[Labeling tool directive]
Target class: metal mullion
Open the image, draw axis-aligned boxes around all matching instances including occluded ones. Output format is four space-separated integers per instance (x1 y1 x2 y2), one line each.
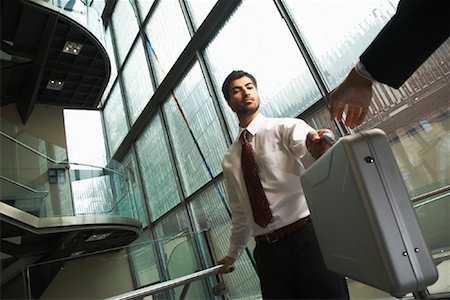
183 0 238 214
112 0 241 162
104 3 170 298
157 98 204 244
197 52 234 149
134 0 160 97
157 104 202 299
273 0 351 137
178 0 196 38
175 2 225 298
125 147 166 292
138 0 160 29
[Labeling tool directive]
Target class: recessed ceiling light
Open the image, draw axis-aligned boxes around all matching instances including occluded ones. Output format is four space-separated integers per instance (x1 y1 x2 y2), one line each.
46 79 64 90
62 41 83 55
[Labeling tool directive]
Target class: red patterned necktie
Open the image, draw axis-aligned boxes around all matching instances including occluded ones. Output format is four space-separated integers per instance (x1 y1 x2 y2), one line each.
241 130 272 228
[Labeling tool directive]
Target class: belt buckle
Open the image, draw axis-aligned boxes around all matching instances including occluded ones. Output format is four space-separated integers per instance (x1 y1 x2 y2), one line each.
264 234 279 244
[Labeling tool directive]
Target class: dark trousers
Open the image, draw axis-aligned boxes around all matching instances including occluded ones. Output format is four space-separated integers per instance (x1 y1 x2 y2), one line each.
253 222 349 299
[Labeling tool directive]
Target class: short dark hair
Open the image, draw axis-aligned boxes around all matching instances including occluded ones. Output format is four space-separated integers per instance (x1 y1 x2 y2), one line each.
221 70 257 102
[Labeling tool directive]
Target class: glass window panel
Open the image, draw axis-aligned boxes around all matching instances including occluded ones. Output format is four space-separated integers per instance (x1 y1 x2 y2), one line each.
135 113 180 220
357 40 450 198
103 83 128 154
300 104 341 169
101 25 118 103
414 194 450 295
302 60 450 297
123 151 149 227
284 0 399 90
189 180 262 299
111 0 140 65
144 0 191 84
129 233 160 287
383 108 449 198
154 208 207 299
91 0 106 16
185 0 218 30
122 40 154 124
205 0 321 139
163 62 228 196
136 0 156 21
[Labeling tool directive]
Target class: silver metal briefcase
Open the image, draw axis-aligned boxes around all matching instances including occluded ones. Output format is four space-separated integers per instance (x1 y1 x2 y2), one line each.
300 128 438 297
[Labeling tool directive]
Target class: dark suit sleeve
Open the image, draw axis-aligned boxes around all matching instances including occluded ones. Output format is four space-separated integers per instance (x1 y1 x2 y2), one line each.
360 0 450 88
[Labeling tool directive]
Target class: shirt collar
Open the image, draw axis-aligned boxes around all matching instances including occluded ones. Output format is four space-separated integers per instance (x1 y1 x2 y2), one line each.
239 113 266 138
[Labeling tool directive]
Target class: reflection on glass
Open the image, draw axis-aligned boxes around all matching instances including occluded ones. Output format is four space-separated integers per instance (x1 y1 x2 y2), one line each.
135 114 180 221
414 193 450 294
356 40 450 213
1 119 70 217
185 0 218 30
103 83 128 154
123 152 149 227
189 179 262 299
129 233 161 288
144 0 190 84
111 0 140 65
154 209 207 299
122 40 154 124
163 62 228 196
388 109 450 197
26 232 214 299
285 0 398 90
71 172 114 214
360 40 450 132
30 248 135 299
205 0 321 139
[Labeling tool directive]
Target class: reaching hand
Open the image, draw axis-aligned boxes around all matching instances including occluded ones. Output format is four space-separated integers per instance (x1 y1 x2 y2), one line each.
330 67 373 129
306 129 335 160
218 256 236 274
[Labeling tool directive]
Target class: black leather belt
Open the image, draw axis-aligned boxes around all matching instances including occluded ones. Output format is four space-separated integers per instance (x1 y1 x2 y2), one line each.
255 216 310 244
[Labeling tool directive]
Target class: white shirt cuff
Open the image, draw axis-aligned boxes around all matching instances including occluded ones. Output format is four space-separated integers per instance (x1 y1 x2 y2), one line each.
355 60 375 81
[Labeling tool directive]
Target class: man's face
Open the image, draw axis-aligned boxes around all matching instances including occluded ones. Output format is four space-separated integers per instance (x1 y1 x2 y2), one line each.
228 76 260 116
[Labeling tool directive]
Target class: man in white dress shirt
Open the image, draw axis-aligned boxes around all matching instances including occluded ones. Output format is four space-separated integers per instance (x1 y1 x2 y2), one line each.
218 70 349 299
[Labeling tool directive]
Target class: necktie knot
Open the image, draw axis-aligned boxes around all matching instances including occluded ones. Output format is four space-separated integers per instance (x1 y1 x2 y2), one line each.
240 130 249 143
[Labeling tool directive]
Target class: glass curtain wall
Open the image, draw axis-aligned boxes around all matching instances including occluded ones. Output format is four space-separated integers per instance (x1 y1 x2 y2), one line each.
110 0 139 65
154 208 206 299
122 39 154 124
128 233 161 291
101 0 449 298
205 0 321 138
185 0 217 30
103 82 128 154
135 113 180 221
143 0 191 84
162 62 228 197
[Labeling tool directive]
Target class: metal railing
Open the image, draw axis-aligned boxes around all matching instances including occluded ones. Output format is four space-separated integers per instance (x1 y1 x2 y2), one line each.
0 130 125 179
0 175 49 196
0 122 136 220
106 265 223 300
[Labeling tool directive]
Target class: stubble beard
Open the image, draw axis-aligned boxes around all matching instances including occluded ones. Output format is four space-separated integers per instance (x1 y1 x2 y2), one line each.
239 101 259 116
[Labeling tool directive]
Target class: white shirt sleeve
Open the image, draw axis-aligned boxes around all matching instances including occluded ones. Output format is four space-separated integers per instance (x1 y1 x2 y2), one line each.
282 118 314 158
222 166 252 259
